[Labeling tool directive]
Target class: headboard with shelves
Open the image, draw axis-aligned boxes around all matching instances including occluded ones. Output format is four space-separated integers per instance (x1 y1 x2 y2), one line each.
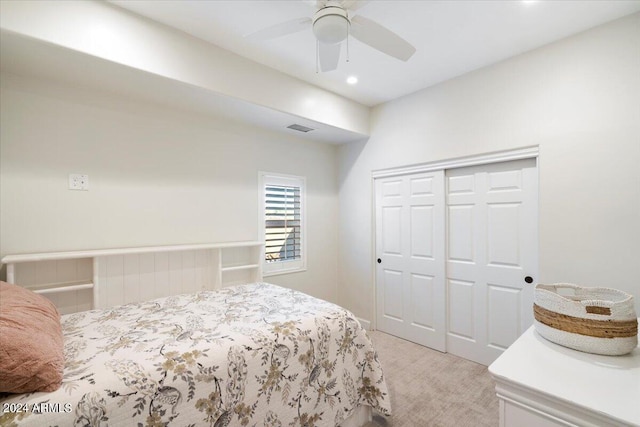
2 241 264 314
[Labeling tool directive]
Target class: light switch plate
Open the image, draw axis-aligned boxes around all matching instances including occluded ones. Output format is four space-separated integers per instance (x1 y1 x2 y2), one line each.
69 174 89 191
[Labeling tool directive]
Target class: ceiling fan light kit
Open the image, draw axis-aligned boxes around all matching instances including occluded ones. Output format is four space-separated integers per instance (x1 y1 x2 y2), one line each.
312 6 350 45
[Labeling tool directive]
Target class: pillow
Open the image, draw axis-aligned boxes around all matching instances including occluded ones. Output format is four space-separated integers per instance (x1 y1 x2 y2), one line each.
0 281 64 393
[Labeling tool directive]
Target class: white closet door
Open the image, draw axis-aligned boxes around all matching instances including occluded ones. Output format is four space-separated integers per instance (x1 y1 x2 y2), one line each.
446 159 538 365
375 171 446 351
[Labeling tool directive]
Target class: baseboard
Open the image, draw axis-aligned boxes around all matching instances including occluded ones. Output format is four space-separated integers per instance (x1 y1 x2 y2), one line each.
357 317 371 330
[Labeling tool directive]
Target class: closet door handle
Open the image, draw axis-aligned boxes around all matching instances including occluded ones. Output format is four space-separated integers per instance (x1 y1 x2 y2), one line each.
524 276 534 284
377 258 382 264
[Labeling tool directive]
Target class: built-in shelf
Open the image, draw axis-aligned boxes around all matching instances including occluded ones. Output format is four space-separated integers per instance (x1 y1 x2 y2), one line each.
31 282 94 295
221 264 260 272
2 241 264 314
1 241 263 264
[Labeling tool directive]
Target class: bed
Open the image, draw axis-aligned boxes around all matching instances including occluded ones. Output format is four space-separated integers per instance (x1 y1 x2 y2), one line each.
0 242 391 426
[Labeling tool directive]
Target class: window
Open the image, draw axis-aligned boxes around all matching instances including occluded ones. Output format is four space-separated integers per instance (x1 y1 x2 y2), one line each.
259 172 306 275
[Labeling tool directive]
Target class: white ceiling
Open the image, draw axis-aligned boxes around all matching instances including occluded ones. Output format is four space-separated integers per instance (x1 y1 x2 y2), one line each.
110 0 640 107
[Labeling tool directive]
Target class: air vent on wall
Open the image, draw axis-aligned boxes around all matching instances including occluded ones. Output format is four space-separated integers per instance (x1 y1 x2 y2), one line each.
287 124 315 133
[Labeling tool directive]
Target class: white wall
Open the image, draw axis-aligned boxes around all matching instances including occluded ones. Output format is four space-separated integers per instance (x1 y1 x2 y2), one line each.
338 13 640 319
0 72 339 303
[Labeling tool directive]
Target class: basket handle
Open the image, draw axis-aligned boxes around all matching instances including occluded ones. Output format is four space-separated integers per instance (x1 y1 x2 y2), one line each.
581 299 614 316
536 283 580 294
547 283 580 291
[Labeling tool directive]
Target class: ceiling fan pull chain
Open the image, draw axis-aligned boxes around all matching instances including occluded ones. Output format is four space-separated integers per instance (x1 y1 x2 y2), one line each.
316 39 319 73
347 25 350 62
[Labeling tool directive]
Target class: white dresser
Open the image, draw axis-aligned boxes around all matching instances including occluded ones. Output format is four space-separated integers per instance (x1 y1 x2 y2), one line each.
489 326 639 427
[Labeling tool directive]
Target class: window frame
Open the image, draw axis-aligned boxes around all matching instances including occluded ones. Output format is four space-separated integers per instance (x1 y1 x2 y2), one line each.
258 172 307 276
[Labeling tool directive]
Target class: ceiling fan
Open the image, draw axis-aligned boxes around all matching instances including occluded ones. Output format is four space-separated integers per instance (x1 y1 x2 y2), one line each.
246 0 416 72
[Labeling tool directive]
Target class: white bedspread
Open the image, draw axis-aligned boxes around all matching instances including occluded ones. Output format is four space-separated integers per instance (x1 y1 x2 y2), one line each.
0 283 391 426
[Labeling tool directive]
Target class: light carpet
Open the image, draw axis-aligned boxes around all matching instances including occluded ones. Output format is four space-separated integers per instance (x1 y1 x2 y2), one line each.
364 331 499 427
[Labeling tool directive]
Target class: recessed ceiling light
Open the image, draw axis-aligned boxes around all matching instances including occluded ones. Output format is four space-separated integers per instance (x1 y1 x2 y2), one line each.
346 76 358 85
522 0 538 5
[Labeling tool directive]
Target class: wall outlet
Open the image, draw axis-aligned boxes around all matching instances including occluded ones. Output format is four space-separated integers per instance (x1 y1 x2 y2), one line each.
69 174 89 191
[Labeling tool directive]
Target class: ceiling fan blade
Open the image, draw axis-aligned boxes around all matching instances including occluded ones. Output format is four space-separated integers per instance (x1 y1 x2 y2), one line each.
318 42 341 72
302 1 325 9
350 15 416 61
342 0 370 11
245 17 312 41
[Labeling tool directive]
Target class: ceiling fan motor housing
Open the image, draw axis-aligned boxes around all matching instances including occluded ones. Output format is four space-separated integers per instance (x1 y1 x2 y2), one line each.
313 6 350 45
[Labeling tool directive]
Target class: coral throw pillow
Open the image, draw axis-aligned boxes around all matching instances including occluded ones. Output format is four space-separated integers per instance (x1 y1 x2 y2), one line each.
0 281 64 393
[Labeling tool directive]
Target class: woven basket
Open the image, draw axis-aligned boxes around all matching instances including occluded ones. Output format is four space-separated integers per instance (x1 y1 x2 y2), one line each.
533 283 638 356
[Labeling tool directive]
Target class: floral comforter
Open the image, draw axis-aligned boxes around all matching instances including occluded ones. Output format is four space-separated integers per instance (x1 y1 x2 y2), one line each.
1 283 390 426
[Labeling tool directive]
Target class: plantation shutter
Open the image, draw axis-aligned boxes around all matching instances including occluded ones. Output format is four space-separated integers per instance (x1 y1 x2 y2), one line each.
265 184 301 263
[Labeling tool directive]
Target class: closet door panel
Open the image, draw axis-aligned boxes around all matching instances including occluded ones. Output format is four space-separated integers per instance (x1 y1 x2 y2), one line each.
446 159 538 365
376 171 446 352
